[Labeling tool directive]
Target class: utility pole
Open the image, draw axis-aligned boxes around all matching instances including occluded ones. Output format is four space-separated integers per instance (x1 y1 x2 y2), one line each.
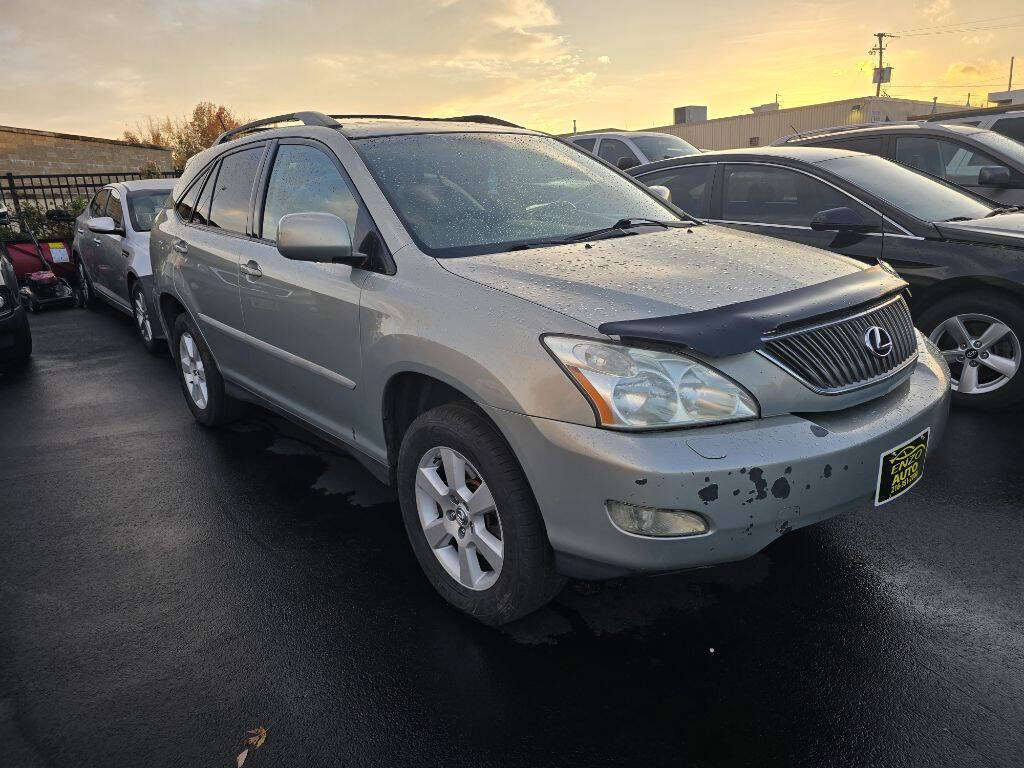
870 33 894 97
1010 57 1015 91
572 119 577 135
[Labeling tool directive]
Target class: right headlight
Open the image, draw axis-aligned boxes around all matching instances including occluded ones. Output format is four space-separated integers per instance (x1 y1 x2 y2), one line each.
543 335 759 430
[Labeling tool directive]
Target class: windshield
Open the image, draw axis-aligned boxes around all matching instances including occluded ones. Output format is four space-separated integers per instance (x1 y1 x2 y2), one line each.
631 135 699 161
127 189 173 232
973 130 1024 167
819 154 995 222
353 133 681 257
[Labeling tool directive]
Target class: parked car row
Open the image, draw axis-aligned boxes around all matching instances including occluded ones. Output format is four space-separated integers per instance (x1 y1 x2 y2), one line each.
52 110 942 625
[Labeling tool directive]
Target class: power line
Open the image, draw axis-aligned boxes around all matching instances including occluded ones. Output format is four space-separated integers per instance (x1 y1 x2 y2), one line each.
900 22 1024 37
894 13 1024 34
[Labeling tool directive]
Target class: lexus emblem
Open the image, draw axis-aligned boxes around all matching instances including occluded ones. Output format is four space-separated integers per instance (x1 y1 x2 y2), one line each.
864 326 894 357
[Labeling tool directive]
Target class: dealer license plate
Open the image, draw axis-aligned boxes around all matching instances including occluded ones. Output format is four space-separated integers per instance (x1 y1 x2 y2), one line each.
875 428 929 506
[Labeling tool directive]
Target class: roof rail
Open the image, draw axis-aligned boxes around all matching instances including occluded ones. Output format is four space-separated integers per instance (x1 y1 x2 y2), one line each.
922 103 1024 121
771 120 917 145
329 113 524 129
215 111 341 145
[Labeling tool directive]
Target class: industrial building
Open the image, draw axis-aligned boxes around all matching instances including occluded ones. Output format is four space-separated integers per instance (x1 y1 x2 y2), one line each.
644 96 963 150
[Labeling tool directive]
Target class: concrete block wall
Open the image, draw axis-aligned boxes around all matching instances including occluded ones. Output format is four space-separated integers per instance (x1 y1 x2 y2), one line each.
0 125 173 175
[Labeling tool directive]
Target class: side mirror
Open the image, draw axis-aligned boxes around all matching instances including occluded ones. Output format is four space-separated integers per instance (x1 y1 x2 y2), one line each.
87 216 123 235
616 156 638 170
649 185 672 202
810 206 878 233
277 212 362 265
978 165 1011 188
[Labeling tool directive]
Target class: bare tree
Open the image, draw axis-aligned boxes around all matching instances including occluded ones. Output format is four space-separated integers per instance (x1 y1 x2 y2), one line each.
123 102 246 169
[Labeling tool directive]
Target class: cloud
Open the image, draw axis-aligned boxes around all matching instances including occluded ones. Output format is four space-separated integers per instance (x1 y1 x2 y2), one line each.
922 0 953 21
597 55 611 65
962 32 994 45
943 58 1000 82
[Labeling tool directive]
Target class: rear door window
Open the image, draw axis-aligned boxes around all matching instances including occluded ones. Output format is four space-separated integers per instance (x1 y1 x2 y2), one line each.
207 147 264 234
721 164 868 226
638 165 715 216
260 143 359 242
597 138 639 168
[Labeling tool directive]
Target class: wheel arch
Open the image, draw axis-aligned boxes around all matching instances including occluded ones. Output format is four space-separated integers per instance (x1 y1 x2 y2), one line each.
910 275 1024 318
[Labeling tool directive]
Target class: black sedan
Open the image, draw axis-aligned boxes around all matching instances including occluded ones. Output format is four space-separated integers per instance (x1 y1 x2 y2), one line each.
630 147 1024 408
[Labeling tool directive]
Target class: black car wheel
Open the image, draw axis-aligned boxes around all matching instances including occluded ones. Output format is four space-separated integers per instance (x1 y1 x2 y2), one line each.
77 260 101 309
131 282 163 354
0 316 32 372
920 291 1024 409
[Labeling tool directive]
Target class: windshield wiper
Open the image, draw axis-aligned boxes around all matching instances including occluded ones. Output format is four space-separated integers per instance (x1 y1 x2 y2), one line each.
941 216 973 222
506 218 686 251
984 206 1023 217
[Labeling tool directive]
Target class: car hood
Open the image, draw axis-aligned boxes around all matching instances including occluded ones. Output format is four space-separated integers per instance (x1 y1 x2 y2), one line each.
934 212 1024 248
438 225 865 328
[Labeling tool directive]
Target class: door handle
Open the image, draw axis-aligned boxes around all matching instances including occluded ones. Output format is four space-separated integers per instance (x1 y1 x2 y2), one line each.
240 260 263 279
76 228 84 234
172 241 188 254
92 238 102 246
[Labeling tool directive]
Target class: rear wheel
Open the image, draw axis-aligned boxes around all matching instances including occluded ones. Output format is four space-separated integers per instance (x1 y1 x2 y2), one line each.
131 282 163 354
171 313 246 426
919 291 1024 409
397 402 564 625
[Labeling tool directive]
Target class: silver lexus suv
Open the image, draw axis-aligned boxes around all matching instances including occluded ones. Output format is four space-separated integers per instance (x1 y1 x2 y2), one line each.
150 112 950 624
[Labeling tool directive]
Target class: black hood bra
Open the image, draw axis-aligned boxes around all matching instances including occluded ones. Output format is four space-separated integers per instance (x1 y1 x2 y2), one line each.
598 264 909 357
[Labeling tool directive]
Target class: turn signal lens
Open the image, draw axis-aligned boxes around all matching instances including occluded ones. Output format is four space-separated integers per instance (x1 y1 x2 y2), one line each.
606 501 708 537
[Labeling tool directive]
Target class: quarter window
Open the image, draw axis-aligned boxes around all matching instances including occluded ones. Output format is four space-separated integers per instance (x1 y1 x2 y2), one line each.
598 138 639 168
105 188 124 229
640 165 715 216
572 137 597 152
819 136 887 156
721 165 869 226
192 164 218 226
175 168 210 222
991 117 1024 143
260 144 359 242
207 147 264 234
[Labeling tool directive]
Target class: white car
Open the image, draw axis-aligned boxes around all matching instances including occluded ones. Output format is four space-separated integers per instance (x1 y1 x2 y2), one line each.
938 110 1024 145
567 131 699 169
73 179 175 352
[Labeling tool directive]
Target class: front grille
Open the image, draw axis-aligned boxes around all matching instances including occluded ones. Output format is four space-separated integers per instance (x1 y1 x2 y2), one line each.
760 296 918 394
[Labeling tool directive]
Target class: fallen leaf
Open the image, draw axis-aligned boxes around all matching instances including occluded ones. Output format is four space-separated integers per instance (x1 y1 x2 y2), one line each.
236 748 249 767
247 727 268 749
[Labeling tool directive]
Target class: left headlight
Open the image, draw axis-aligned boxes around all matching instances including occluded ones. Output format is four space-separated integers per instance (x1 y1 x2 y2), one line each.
542 335 759 430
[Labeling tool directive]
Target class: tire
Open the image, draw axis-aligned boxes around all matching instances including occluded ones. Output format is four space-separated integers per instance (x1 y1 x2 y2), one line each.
131 282 164 355
397 402 564 625
918 290 1024 409
0 316 32 372
170 313 247 426
77 259 101 309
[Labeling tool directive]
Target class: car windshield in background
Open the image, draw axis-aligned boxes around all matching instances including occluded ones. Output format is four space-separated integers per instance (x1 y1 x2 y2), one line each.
820 154 995 222
973 130 1024 166
631 135 699 160
127 190 172 232
353 132 681 257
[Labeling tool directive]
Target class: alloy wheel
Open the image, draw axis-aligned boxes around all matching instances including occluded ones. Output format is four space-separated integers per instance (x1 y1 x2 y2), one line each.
414 446 503 591
134 292 153 343
929 313 1021 395
179 332 208 409
78 263 90 304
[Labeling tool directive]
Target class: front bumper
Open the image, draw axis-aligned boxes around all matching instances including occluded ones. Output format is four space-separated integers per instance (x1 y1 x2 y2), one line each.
486 336 950 579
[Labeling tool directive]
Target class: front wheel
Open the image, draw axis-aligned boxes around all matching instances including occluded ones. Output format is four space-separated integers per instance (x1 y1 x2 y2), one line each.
77 260 101 309
131 283 163 354
397 402 564 625
920 291 1024 409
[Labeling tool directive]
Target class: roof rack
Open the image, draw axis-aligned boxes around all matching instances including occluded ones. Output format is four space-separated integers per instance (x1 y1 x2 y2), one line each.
921 103 1024 121
215 111 341 145
329 113 523 129
772 120 917 145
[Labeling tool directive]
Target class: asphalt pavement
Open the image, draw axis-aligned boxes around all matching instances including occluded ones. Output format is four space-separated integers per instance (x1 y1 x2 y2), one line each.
2 305 1022 768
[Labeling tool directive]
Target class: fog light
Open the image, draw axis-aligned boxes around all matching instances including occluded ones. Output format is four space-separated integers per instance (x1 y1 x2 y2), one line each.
606 501 708 537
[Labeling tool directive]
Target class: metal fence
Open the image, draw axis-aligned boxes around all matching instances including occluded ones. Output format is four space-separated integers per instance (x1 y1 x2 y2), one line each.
1 170 179 217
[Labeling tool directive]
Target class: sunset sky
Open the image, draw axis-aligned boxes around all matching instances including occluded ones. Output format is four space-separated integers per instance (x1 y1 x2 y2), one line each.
0 0 1021 139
